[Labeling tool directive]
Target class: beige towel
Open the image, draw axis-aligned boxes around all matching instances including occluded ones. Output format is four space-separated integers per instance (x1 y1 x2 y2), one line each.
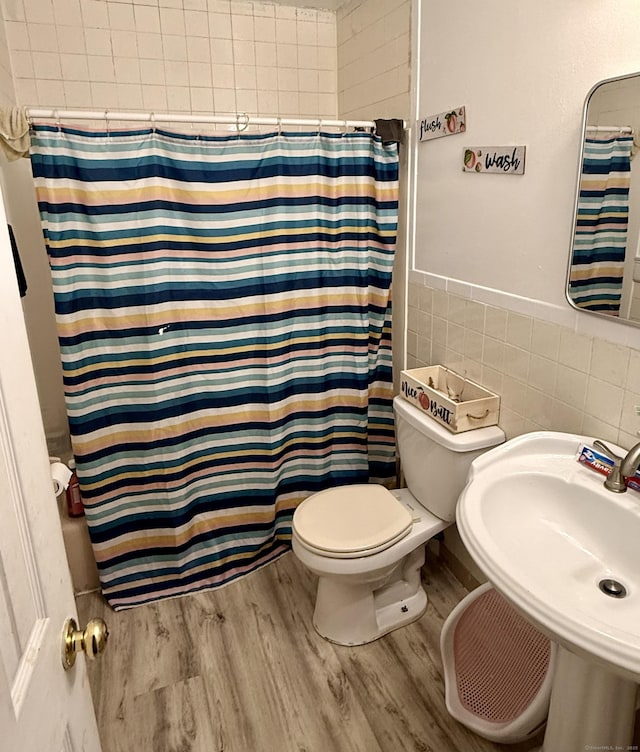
0 107 30 161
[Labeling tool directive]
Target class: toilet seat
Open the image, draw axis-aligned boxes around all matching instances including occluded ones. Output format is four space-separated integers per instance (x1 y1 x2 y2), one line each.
293 484 413 559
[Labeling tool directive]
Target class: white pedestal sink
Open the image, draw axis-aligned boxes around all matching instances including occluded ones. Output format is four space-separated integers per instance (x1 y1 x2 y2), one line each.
456 432 640 751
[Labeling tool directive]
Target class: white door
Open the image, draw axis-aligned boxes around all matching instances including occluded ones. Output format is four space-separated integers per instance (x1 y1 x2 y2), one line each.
0 193 103 750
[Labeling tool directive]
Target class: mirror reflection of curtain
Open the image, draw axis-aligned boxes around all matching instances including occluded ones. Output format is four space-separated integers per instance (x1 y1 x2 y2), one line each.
569 135 634 315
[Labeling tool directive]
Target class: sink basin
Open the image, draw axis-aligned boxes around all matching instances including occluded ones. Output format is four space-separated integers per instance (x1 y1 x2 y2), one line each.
457 432 640 750
457 431 640 681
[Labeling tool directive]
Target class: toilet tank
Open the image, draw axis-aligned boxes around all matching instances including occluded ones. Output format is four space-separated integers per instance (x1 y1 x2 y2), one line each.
393 395 504 522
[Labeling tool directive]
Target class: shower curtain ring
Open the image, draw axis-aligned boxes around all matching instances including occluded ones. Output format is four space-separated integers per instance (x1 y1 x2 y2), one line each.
54 109 61 132
277 117 282 136
317 118 322 136
104 111 110 135
235 113 249 133
150 112 156 133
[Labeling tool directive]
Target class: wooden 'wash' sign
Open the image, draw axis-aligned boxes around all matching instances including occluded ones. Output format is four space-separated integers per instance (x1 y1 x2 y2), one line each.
463 146 526 174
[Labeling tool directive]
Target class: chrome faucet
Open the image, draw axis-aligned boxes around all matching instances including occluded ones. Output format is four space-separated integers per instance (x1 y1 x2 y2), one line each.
593 440 640 493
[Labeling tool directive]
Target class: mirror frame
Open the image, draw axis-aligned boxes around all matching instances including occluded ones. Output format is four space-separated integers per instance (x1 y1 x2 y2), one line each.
566 70 640 329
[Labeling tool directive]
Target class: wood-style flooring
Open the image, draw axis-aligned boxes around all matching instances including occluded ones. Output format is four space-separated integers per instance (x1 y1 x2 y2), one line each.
77 551 542 752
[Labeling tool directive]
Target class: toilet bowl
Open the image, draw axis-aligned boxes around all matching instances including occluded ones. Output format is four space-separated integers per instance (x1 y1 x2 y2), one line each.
292 395 504 646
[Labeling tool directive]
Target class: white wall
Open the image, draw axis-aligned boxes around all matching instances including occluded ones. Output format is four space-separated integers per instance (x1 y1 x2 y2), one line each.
0 2 98 592
409 0 640 443
4 160 69 454
0 2 69 456
4 0 337 118
410 0 640 578
414 0 640 315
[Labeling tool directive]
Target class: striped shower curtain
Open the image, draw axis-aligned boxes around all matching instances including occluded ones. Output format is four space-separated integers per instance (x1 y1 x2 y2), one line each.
569 135 633 314
30 125 398 609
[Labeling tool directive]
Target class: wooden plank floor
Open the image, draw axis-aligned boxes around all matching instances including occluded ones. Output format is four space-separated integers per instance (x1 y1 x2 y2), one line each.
77 552 543 752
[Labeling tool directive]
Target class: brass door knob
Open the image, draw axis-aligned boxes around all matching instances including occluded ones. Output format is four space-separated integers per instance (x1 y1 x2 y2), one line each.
62 617 109 670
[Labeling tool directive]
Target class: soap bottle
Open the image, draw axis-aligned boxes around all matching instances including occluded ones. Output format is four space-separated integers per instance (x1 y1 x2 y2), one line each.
66 458 84 518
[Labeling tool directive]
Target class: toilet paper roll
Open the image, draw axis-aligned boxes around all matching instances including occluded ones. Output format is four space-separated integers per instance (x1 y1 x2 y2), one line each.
51 461 72 496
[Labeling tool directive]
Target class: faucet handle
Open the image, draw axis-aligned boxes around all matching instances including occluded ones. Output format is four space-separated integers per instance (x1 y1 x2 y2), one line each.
593 440 623 463
593 440 627 493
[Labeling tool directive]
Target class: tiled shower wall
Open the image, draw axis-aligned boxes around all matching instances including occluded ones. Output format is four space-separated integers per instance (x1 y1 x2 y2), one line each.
0 0 414 457
3 0 338 118
406 277 640 450
0 7 13 107
336 0 410 121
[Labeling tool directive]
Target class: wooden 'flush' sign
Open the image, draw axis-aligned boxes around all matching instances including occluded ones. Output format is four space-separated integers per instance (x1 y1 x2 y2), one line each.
418 107 466 141
463 146 526 174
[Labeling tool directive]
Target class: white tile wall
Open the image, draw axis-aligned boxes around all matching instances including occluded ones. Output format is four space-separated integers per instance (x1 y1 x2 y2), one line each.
0 9 15 107
407 279 640 450
0 0 417 459
334 0 412 398
336 0 410 120
4 0 338 119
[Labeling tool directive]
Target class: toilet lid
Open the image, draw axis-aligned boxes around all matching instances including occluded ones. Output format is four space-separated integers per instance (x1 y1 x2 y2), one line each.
293 484 412 556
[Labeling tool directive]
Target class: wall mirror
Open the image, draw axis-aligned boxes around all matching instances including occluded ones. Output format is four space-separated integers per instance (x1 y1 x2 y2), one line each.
567 72 640 327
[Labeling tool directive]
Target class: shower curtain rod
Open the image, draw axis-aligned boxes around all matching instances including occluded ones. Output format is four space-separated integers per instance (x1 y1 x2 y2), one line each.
26 108 393 131
586 125 633 133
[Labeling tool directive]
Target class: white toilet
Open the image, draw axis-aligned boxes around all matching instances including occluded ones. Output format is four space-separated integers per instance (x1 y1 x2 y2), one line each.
292 395 504 646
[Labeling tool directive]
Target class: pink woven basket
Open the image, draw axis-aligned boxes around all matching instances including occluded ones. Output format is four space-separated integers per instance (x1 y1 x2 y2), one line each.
441 582 555 743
